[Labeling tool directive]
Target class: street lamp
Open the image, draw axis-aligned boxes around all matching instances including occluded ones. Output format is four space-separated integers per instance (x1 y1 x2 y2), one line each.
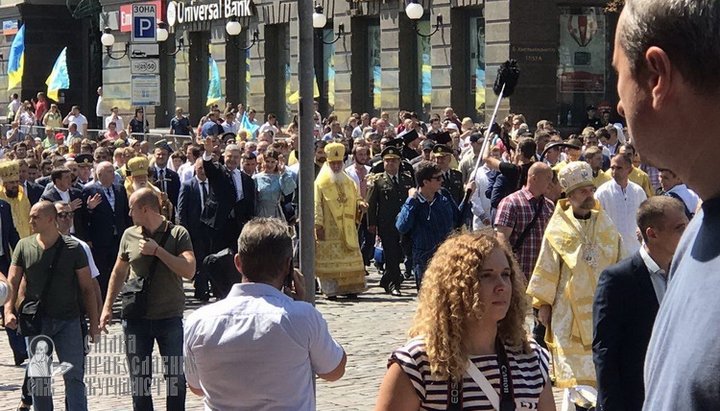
156 22 185 55
225 15 260 51
405 0 442 38
101 27 128 60
312 4 346 44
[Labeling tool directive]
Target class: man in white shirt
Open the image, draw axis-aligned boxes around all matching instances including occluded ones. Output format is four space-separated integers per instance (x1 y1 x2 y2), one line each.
184 218 346 410
596 153 647 255
177 146 200 184
63 106 88 137
221 112 239 135
257 113 280 136
104 106 125 131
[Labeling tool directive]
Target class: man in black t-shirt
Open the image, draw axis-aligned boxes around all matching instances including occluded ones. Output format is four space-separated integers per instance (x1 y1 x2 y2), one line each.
483 137 537 207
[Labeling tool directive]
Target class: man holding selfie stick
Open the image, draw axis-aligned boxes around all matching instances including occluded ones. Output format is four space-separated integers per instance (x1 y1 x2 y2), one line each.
184 217 347 410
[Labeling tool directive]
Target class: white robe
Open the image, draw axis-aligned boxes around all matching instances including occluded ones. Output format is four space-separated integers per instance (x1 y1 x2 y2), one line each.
595 179 647 255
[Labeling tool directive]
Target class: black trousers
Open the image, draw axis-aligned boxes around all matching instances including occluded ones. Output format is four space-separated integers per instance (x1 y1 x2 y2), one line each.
379 229 403 291
92 237 121 303
357 216 375 266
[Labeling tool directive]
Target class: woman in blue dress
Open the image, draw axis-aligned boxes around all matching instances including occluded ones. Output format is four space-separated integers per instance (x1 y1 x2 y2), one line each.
252 148 297 219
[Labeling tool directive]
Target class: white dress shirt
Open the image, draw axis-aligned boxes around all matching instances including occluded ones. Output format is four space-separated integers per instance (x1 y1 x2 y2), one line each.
57 188 70 203
639 245 667 304
596 179 647 255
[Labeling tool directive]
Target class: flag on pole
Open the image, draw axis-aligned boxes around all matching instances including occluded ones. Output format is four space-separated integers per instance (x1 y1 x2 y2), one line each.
206 57 222 106
7 24 25 91
45 47 70 102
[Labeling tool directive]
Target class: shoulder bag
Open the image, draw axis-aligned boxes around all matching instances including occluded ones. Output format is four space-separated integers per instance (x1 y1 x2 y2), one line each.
17 238 65 336
120 223 173 319
512 197 544 254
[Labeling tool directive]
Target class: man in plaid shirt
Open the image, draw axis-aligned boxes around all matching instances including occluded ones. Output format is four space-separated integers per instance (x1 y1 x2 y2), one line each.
494 162 555 280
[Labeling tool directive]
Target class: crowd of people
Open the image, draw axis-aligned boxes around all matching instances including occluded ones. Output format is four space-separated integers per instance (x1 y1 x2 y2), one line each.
0 1 717 410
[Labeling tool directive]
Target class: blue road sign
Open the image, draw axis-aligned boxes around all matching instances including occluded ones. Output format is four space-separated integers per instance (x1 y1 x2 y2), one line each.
131 4 156 43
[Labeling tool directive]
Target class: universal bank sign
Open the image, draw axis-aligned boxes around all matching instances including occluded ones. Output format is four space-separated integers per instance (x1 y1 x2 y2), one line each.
166 0 253 27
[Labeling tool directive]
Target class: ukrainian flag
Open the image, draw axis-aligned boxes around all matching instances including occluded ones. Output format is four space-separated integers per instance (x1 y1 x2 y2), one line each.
7 24 25 91
45 47 69 102
206 57 222 106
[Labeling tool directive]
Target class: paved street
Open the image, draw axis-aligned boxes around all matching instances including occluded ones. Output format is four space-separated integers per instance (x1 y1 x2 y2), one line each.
0 269 563 410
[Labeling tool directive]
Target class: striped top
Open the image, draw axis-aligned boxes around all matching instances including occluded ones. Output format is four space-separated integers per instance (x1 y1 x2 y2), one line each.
389 337 550 410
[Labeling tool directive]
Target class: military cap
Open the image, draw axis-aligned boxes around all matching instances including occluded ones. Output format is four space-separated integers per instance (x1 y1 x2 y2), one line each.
381 146 401 159
75 154 94 167
421 139 436 151
153 139 173 153
126 156 149 176
432 144 454 157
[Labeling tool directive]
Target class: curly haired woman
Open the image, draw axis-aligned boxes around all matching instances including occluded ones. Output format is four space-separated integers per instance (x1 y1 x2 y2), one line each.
375 230 556 410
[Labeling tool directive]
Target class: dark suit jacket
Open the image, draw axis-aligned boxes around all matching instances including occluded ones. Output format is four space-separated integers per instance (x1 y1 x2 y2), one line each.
202 158 255 231
35 175 51 188
177 178 211 246
81 182 131 248
41 185 86 240
593 251 660 411
23 181 44 205
0 199 20 254
150 166 181 208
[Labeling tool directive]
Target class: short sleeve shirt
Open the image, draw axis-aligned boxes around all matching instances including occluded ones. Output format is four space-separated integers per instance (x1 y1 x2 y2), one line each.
119 221 193 319
390 337 550 410
170 116 191 135
12 235 89 319
184 283 344 410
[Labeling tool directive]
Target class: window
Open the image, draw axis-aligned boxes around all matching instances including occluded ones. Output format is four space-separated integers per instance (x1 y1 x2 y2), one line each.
351 17 380 116
469 16 485 121
557 6 609 128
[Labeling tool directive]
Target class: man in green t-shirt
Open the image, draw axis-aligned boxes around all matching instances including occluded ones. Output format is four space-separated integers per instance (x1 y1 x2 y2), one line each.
3 200 98 411
100 188 195 410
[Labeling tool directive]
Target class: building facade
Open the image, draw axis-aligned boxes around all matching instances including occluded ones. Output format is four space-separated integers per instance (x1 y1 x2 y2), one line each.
0 0 621 132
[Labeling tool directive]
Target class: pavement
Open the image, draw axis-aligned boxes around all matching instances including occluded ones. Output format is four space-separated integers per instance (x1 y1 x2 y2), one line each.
0 268 564 410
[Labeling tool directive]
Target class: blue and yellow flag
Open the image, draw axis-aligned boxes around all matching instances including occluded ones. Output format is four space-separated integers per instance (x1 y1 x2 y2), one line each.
206 57 222 107
45 47 69 102
7 24 25 91
239 112 259 135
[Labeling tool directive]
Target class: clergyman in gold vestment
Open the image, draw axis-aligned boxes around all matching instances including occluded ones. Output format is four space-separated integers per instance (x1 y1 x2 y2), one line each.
314 142 366 298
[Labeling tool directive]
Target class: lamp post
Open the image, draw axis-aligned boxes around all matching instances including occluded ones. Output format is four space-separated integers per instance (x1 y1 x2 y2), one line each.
225 15 260 51
156 22 185 55
100 28 128 60
405 0 442 38
312 5 346 44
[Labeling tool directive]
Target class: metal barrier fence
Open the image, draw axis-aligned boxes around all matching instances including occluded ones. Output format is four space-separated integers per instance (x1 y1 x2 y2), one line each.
0 124 195 153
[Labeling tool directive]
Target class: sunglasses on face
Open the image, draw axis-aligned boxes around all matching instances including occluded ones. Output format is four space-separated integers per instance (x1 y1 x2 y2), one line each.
58 211 74 219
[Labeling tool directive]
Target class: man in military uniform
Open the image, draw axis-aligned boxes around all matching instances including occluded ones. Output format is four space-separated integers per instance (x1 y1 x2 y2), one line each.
74 153 94 190
366 146 414 296
433 144 464 205
370 137 415 176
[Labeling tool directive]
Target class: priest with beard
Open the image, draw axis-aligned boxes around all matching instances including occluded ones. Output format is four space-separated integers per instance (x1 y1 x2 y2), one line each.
124 156 174 221
314 142 367 300
0 160 31 238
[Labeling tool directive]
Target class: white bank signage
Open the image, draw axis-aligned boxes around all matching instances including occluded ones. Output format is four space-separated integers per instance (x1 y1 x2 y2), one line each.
166 0 253 27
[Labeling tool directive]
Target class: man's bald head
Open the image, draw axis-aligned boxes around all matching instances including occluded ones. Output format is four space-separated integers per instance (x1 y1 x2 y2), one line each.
32 200 57 219
527 162 553 195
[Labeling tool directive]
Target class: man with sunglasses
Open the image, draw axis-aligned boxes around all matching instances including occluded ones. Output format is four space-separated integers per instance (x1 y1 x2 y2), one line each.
396 161 470 289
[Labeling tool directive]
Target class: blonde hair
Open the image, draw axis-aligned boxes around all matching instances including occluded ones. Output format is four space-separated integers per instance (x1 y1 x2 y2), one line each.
409 230 530 381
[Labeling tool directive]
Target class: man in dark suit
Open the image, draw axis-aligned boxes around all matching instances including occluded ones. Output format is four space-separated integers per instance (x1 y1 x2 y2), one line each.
593 196 689 411
81 161 131 299
150 140 181 211
40 166 85 238
18 159 43 205
202 142 256 252
177 158 213 301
